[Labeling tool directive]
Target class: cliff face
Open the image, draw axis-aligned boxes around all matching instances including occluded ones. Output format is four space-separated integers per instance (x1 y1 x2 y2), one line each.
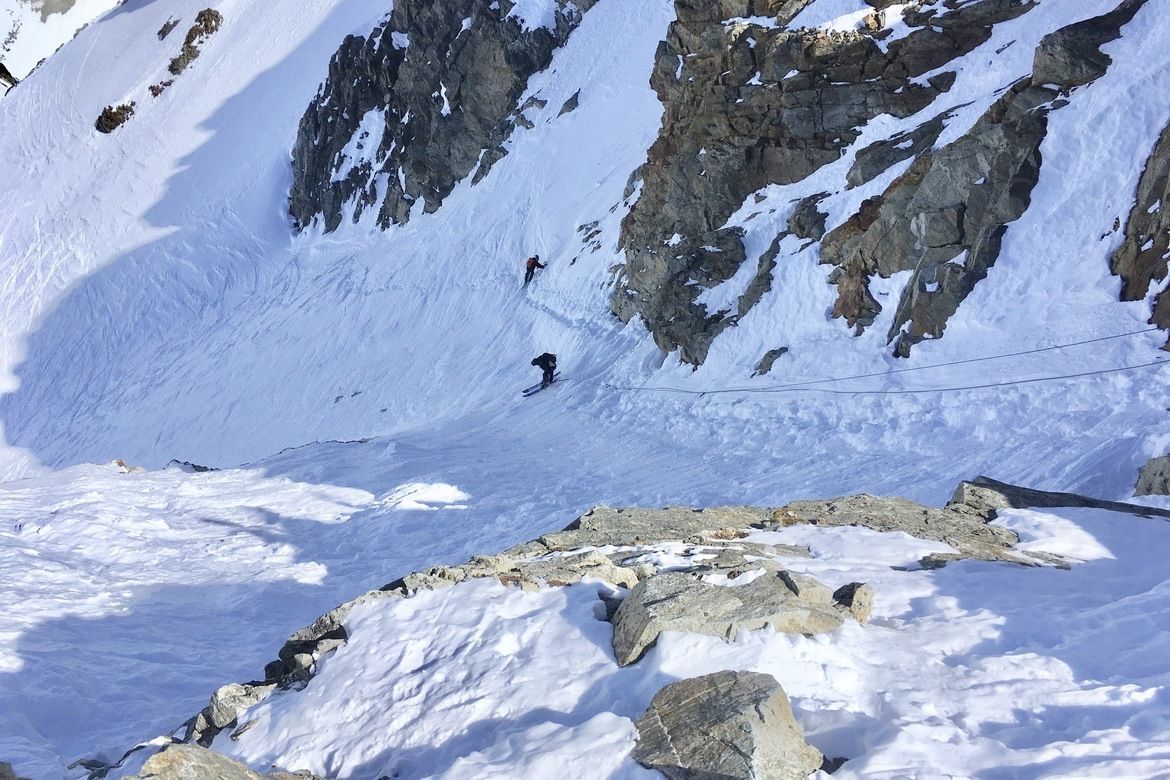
611 0 1153 364
288 0 595 232
285 0 1165 366
1112 119 1170 341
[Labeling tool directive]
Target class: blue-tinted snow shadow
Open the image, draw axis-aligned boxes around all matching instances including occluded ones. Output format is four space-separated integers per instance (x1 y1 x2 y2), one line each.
0 577 322 776
339 590 669 780
0 1 374 472
905 508 1170 778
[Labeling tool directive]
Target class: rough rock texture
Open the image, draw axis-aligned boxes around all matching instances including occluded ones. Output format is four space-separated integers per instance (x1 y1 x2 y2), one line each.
168 9 223 76
753 346 789 376
538 505 771 549
611 569 846 666
95 102 136 133
0 62 18 92
613 0 1038 364
0 761 26 780
128 744 319 780
774 491 1027 567
1112 118 1170 338
832 581 875 624
157 18 180 41
165 476 1112 756
821 78 1054 354
632 670 824 779
956 474 1170 518
1032 0 1145 89
1136 455 1170 496
290 0 595 232
846 108 952 189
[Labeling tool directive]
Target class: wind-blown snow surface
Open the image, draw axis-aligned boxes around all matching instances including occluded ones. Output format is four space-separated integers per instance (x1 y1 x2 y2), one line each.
1 0 118 79
2 0 1170 776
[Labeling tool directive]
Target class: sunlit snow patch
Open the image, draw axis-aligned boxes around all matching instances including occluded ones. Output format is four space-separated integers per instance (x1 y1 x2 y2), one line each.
992 507 1116 562
378 481 470 510
506 0 564 32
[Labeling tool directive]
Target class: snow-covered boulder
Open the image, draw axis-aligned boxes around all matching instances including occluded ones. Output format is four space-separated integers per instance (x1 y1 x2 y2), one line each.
610 569 847 667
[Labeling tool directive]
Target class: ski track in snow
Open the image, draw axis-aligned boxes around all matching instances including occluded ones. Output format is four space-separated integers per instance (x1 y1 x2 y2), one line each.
2 0 1170 776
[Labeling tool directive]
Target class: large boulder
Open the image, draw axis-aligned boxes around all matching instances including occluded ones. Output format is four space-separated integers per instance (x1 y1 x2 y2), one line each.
610 569 845 666
633 671 824 779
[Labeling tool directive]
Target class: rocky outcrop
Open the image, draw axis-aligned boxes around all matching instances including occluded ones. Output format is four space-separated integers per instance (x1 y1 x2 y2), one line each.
610 569 847 666
952 474 1170 519
632 671 824 780
832 581 874 624
1032 0 1145 89
95 102 136 133
168 9 223 76
822 0 1150 356
1112 118 1170 339
613 0 1038 364
113 476 1096 771
0 761 28 780
614 0 1156 363
1136 455 1170 496
777 494 1023 568
128 744 319 780
289 0 595 232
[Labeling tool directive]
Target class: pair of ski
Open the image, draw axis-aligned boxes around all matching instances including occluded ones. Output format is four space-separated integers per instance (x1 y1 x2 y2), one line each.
521 372 561 397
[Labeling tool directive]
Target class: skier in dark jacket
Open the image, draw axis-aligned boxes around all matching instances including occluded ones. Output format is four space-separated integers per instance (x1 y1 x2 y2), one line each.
531 353 557 387
523 255 546 287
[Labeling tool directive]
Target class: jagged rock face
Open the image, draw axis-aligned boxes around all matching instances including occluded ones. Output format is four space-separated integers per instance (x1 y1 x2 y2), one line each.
822 79 1055 354
613 0 1039 365
615 0 1157 363
632 670 825 780
1112 119 1170 337
610 568 847 666
826 0 1148 355
289 0 594 232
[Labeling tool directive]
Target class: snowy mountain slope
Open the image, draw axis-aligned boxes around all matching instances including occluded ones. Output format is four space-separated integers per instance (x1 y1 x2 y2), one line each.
1 0 118 80
2 0 1170 777
202 503 1170 779
0 0 1166 489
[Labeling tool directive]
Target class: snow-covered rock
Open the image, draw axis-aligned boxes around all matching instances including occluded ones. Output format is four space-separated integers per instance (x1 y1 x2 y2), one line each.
632 670 824 780
611 569 847 666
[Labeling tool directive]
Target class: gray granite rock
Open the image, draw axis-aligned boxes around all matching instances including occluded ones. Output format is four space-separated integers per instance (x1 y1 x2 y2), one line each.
613 0 1037 365
1111 114 1170 341
633 670 824 779
832 582 875 624
611 570 844 666
1032 0 1146 89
